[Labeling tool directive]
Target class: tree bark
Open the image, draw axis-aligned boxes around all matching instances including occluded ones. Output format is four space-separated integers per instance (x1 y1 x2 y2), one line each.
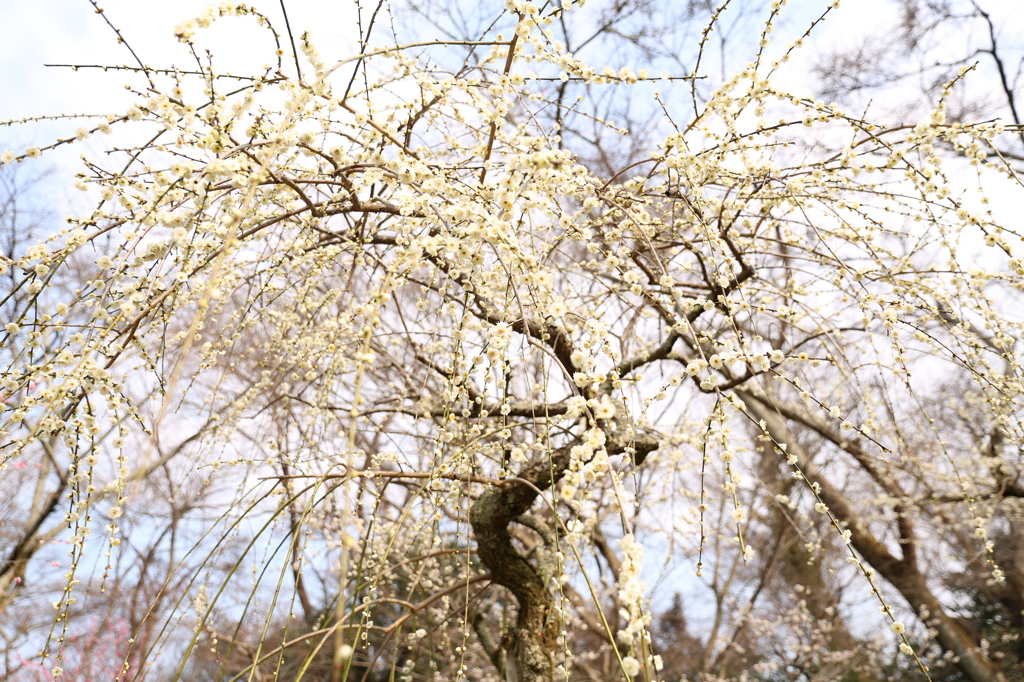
469 431 658 682
469 449 568 682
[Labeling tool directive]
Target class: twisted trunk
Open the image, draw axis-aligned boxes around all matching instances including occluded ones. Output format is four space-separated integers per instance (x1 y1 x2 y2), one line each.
469 432 658 682
469 448 570 682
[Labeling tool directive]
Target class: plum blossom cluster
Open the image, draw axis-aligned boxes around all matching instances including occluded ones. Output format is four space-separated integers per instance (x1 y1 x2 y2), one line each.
2 0 1022 680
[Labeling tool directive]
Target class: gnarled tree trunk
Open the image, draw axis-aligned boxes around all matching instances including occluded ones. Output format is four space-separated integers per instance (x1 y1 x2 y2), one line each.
469 449 570 682
469 432 658 682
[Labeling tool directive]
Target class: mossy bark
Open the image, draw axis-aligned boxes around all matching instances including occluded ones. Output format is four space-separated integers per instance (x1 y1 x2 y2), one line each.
469 450 569 682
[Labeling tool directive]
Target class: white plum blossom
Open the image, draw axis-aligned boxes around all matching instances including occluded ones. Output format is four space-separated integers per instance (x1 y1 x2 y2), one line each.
0 5 1017 681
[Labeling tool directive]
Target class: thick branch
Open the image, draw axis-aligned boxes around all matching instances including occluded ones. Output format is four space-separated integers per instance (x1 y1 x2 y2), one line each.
740 391 1007 682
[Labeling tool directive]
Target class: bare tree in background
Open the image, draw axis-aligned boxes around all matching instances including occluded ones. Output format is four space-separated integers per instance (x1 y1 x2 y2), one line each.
815 0 1024 156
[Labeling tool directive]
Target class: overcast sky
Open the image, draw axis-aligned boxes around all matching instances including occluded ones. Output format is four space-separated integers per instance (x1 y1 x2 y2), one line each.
0 1 361 159
0 0 903 130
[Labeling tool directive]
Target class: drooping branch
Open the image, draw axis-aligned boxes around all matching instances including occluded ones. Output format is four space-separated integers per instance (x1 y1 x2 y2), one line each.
739 390 1008 682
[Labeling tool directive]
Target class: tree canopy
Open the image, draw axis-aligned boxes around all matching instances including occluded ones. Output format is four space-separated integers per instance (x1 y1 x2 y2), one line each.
2 1 1024 681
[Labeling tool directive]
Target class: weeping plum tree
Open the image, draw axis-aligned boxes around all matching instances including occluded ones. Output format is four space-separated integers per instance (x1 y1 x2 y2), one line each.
2 1 1024 681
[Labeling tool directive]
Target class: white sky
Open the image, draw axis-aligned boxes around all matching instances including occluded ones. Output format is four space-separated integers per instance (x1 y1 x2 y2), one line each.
0 1 360 157
1 0 1022 226
3 0 1022 156
0 0 889 126
4 0 1023 117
